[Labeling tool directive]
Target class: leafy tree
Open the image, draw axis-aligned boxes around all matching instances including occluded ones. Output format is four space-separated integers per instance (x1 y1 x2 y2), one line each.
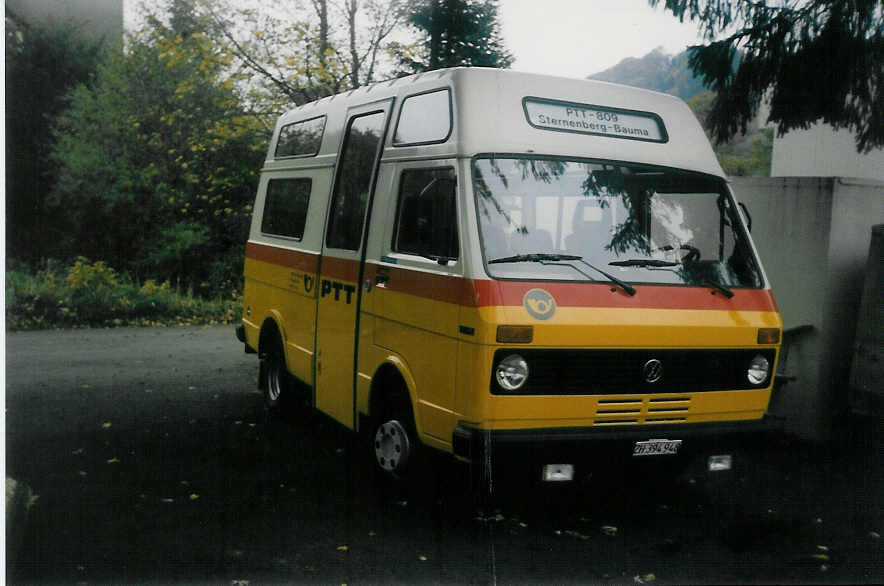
5 11 106 263
199 0 405 114
688 90 772 176
50 2 267 295
650 0 884 152
398 0 513 72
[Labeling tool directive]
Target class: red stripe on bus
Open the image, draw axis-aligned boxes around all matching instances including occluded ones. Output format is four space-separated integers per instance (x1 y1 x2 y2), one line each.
247 243 777 312
246 242 319 273
320 255 360 282
471 280 778 311
365 262 476 306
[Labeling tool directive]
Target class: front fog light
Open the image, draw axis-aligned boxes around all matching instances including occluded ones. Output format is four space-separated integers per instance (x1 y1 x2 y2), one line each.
708 455 732 472
542 464 574 482
747 354 770 385
495 354 529 391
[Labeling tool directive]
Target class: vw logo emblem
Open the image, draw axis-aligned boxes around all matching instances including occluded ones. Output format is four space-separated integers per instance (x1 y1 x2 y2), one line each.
643 359 663 383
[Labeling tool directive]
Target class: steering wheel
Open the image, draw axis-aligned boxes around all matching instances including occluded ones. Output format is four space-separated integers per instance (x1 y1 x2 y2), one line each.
656 244 701 263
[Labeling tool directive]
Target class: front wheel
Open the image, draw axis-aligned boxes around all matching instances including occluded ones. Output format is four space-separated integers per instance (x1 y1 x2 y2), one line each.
373 419 412 477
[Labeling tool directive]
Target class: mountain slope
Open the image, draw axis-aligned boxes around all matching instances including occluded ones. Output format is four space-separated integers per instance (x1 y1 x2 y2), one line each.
587 48 771 177
588 47 706 100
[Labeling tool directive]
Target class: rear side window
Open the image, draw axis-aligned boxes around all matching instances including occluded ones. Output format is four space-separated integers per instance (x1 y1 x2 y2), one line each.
261 178 312 239
393 89 452 146
393 167 458 260
275 116 326 158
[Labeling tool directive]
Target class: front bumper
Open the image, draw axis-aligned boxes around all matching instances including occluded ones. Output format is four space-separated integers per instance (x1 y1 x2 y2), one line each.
453 415 784 467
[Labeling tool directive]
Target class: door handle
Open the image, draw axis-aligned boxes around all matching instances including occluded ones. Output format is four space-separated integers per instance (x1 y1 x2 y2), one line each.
375 270 390 286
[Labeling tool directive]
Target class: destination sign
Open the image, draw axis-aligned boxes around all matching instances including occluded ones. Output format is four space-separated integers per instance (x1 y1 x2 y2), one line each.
524 98 667 142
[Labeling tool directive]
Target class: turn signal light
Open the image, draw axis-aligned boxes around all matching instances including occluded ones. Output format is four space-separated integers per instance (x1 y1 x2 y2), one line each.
496 325 533 343
757 328 780 344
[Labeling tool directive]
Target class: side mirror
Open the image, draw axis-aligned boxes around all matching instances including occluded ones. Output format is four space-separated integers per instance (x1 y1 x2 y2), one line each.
738 202 753 232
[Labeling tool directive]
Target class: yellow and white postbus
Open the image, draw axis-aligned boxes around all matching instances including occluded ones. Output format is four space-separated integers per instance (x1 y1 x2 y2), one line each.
236 67 782 486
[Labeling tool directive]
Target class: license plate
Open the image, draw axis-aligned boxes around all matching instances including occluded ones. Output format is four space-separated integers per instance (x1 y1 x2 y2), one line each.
633 439 682 456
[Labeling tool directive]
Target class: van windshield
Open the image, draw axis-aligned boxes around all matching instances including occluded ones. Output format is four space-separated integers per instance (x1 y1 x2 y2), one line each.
473 156 763 288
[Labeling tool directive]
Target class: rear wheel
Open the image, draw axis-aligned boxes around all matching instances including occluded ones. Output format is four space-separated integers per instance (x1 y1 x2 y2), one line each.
261 346 290 411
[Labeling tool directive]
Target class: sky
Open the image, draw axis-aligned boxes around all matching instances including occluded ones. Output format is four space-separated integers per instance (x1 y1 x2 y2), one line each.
498 0 707 78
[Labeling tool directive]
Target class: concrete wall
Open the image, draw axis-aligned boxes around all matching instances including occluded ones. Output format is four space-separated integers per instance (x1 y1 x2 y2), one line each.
772 124 884 182
6 0 123 43
731 177 884 440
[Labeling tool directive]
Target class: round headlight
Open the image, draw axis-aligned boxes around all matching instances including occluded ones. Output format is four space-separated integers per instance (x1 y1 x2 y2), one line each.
747 354 770 385
496 354 529 391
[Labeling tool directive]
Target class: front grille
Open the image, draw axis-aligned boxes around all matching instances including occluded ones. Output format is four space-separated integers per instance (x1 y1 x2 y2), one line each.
490 348 776 395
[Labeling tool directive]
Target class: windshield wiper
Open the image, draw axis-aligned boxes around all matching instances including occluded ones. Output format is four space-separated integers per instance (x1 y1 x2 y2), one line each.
607 258 734 298
701 279 734 298
489 253 582 264
489 253 636 296
608 259 679 268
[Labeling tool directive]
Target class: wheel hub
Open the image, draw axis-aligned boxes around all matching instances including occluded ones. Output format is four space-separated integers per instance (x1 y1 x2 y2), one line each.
374 420 410 473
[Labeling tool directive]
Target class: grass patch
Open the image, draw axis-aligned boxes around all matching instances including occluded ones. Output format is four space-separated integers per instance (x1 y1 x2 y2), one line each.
6 258 242 330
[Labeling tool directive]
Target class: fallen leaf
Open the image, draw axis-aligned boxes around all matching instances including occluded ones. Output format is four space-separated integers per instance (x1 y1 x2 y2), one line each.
820 564 829 572
72 448 84 455
601 525 618 536
188 386 196 390
811 553 830 562
189 493 200 501
102 422 112 429
161 498 174 503
816 545 829 552
564 530 589 541
368 531 376 537
231 580 250 586
337 545 348 551
869 531 880 539
77 471 88 477
106 457 120 464
419 555 428 561
81 384 90 389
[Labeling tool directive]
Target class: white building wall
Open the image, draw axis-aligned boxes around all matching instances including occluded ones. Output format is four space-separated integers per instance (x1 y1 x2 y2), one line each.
731 177 884 440
772 124 884 181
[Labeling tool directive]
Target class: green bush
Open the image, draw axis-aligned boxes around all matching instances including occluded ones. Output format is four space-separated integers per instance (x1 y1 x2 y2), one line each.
6 258 242 330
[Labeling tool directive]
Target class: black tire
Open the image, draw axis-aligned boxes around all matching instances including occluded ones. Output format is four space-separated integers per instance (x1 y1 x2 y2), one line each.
261 346 290 411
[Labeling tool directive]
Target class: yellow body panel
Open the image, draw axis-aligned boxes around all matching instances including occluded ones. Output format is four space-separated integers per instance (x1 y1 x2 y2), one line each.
243 256 317 384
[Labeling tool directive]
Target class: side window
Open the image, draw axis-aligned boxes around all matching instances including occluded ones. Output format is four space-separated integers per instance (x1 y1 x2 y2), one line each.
326 111 385 250
393 167 458 260
275 116 326 158
393 89 451 146
261 178 312 239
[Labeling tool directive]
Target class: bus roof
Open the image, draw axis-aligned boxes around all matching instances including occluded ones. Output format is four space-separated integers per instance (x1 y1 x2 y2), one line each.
267 67 725 179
